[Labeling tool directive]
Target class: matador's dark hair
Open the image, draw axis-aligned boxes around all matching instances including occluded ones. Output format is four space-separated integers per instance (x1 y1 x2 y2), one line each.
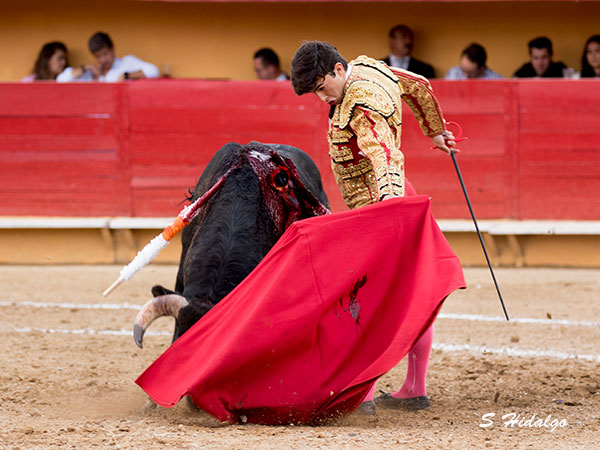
291 41 348 95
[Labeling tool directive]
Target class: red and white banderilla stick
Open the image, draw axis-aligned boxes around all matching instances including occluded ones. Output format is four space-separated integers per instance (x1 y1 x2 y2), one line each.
102 168 233 297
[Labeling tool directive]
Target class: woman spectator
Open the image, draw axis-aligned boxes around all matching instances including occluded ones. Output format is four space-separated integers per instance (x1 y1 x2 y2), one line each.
581 35 600 78
22 42 69 81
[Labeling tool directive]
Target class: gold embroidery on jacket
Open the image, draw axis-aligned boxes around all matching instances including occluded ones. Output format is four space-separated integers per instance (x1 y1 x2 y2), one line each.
350 109 404 200
327 56 444 209
339 80 396 129
329 144 354 163
331 157 372 180
329 126 354 144
353 55 399 81
330 161 377 210
392 67 445 137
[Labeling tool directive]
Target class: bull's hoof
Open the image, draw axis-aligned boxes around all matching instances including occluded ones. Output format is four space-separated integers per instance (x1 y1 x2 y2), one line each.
141 397 159 413
374 393 430 411
186 396 201 411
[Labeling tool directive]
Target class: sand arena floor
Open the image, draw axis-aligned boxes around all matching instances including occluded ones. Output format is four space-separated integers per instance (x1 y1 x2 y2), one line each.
0 265 598 449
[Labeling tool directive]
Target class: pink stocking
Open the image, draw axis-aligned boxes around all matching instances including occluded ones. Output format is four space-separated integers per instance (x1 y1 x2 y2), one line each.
392 324 433 398
363 381 377 402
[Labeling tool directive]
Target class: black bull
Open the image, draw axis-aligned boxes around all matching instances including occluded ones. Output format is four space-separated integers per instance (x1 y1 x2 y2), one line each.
133 142 330 348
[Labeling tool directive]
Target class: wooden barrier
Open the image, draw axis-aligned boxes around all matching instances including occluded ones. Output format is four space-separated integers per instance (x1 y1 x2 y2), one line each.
1 79 599 219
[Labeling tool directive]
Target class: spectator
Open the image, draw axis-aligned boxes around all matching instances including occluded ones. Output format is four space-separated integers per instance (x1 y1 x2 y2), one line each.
445 43 503 80
57 32 159 82
382 24 435 79
253 48 289 81
581 35 600 78
513 37 566 78
22 41 69 82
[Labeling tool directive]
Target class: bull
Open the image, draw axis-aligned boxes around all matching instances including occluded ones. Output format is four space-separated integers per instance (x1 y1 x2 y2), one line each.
133 141 329 348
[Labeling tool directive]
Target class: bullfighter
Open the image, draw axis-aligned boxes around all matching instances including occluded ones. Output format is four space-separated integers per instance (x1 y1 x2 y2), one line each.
290 41 458 414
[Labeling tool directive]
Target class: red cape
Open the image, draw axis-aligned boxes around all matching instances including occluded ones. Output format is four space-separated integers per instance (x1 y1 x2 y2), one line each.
136 195 465 425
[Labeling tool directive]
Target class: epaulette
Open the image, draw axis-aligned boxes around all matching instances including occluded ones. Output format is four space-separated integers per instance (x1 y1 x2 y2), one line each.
339 79 395 130
338 56 400 129
352 55 399 84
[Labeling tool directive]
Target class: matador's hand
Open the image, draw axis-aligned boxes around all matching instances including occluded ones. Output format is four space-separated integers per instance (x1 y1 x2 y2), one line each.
431 132 459 155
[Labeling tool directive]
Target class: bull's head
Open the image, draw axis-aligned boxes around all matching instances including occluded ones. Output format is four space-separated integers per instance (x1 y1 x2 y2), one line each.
245 145 329 233
133 143 329 348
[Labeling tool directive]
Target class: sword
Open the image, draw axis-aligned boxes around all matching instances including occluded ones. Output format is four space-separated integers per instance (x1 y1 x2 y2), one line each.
443 121 509 321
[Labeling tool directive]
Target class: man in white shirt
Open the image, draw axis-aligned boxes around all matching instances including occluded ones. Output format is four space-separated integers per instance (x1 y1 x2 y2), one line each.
57 32 159 82
253 48 289 81
445 43 503 80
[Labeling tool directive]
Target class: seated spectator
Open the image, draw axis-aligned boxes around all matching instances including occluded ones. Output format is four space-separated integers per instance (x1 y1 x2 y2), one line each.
382 24 435 79
57 32 159 82
513 37 566 78
445 43 503 80
253 48 289 81
581 35 600 78
22 41 69 82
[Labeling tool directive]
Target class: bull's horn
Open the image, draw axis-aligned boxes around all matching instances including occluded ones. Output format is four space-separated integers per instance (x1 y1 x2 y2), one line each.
133 294 188 349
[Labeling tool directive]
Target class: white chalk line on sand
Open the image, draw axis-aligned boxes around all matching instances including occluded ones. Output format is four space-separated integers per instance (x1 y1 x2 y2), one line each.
2 326 599 363
9 326 170 337
2 300 599 329
0 300 140 310
437 313 599 328
431 343 600 363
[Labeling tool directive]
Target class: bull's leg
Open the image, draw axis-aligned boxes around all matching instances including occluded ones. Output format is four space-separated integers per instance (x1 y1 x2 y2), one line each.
141 397 159 412
185 396 201 411
171 321 180 344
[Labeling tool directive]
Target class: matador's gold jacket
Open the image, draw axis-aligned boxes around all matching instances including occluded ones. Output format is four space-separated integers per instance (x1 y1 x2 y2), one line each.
328 56 445 209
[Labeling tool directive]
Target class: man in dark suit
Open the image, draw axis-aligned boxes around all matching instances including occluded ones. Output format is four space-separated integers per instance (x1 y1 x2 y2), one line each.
382 24 435 79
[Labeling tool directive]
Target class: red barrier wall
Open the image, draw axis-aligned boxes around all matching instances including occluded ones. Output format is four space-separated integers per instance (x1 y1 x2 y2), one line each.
0 84 132 216
1 80 599 219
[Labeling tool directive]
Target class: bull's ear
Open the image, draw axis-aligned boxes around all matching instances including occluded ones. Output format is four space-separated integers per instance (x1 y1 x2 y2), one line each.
151 285 177 297
291 179 330 218
282 157 330 217
299 195 330 218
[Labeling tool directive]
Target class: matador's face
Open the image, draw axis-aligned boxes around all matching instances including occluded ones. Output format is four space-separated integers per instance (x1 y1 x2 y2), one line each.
313 62 346 106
